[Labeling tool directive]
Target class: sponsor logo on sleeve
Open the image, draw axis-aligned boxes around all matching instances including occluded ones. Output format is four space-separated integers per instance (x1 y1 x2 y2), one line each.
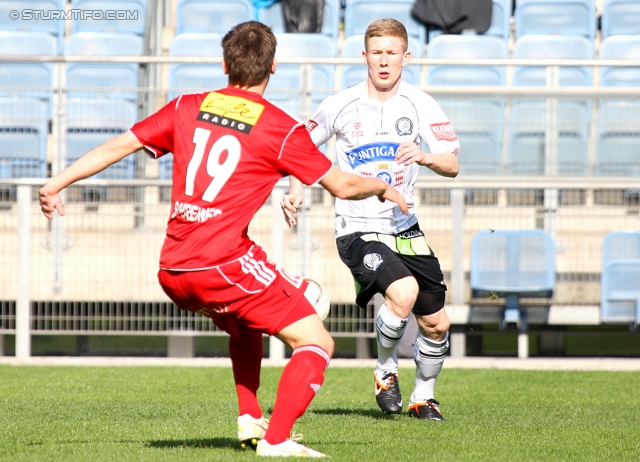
306 120 318 132
430 122 458 141
197 92 264 134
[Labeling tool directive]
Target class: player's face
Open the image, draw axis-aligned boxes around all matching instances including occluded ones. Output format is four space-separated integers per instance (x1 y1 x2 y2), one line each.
363 36 410 93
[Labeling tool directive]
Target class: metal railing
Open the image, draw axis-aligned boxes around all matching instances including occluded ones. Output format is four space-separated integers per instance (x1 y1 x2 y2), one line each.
2 177 640 359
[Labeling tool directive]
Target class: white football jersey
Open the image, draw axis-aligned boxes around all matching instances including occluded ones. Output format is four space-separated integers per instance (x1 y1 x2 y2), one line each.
307 81 460 237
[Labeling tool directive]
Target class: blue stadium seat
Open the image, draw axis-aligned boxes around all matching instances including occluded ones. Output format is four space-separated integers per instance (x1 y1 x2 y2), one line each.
599 36 640 88
426 36 507 175
437 100 503 175
0 97 48 178
65 33 143 101
507 101 589 175
265 33 337 120
471 229 555 328
471 229 555 296
603 230 640 266
594 101 640 176
175 0 254 35
485 0 513 40
601 0 640 39
510 36 592 176
0 0 65 52
340 34 422 89
167 33 226 100
66 98 138 179
0 31 57 115
257 0 341 40
512 35 593 87
601 231 640 324
427 35 507 86
71 0 147 35
514 0 596 40
344 0 426 44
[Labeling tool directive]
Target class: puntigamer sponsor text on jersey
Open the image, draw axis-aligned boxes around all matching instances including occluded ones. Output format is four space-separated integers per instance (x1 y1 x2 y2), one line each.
345 142 400 167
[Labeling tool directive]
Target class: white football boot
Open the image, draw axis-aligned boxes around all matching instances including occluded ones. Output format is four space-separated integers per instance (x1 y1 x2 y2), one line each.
238 414 269 449
256 439 328 458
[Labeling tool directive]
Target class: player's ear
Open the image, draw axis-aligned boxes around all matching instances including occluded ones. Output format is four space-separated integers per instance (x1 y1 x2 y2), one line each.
271 58 277 75
221 59 229 75
402 51 412 66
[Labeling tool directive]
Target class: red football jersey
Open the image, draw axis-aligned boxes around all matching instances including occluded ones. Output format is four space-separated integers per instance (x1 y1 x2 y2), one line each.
130 87 332 270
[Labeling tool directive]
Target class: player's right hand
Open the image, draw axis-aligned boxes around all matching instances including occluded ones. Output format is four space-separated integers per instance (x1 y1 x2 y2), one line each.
281 193 303 228
378 183 409 214
38 183 65 220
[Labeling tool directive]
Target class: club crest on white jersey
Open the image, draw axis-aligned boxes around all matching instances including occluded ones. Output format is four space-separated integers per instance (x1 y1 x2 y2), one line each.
395 117 413 135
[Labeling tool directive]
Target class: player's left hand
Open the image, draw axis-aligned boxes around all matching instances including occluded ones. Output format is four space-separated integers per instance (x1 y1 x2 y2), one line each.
281 193 303 228
378 183 409 214
38 183 65 220
395 142 424 166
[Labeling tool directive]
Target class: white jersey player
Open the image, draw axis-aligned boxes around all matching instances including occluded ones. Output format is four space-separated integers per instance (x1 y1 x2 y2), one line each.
283 18 460 420
307 79 459 238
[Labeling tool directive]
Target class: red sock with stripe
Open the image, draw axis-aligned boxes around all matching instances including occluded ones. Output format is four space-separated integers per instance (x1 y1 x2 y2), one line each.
229 323 263 419
264 345 330 444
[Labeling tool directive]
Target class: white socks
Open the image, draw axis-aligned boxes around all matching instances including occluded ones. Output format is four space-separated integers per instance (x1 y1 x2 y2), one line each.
411 331 449 402
375 303 408 373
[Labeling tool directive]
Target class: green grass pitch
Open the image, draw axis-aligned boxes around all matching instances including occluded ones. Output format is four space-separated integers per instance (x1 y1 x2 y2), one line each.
1 365 639 461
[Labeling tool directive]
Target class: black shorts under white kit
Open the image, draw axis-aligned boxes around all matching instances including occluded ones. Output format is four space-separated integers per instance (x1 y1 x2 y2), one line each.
336 223 447 311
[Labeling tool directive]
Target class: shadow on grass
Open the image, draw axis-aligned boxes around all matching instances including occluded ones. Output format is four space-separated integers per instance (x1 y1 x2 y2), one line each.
148 437 242 451
310 408 400 420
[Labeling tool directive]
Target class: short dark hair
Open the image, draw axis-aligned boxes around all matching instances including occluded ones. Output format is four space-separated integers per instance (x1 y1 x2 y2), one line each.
222 21 277 87
364 18 409 52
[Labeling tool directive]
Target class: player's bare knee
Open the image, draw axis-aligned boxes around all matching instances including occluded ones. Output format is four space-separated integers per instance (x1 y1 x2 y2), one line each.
416 314 450 341
384 280 418 318
323 335 335 357
431 317 450 339
439 316 451 334
307 329 334 357
385 300 414 319
305 328 334 357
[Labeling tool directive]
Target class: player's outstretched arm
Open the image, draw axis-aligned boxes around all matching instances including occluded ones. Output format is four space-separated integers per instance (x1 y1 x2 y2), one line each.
396 142 459 178
39 132 143 220
281 176 304 228
319 166 408 213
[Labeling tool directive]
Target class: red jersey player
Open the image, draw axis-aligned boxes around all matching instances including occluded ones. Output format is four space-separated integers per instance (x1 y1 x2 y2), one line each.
38 21 407 458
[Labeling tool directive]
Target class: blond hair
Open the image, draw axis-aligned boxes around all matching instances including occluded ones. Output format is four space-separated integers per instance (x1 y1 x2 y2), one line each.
364 18 409 52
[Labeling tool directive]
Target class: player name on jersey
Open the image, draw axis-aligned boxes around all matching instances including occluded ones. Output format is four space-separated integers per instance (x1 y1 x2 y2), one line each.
197 92 265 135
172 200 223 222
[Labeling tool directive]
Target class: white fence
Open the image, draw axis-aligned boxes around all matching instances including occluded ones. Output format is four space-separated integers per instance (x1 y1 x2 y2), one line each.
1 177 640 359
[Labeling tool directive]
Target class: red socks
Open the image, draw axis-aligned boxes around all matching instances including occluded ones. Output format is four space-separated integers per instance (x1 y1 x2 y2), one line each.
264 345 330 444
229 324 264 419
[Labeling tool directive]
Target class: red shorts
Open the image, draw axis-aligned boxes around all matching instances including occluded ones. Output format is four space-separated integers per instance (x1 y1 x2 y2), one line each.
157 245 315 336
